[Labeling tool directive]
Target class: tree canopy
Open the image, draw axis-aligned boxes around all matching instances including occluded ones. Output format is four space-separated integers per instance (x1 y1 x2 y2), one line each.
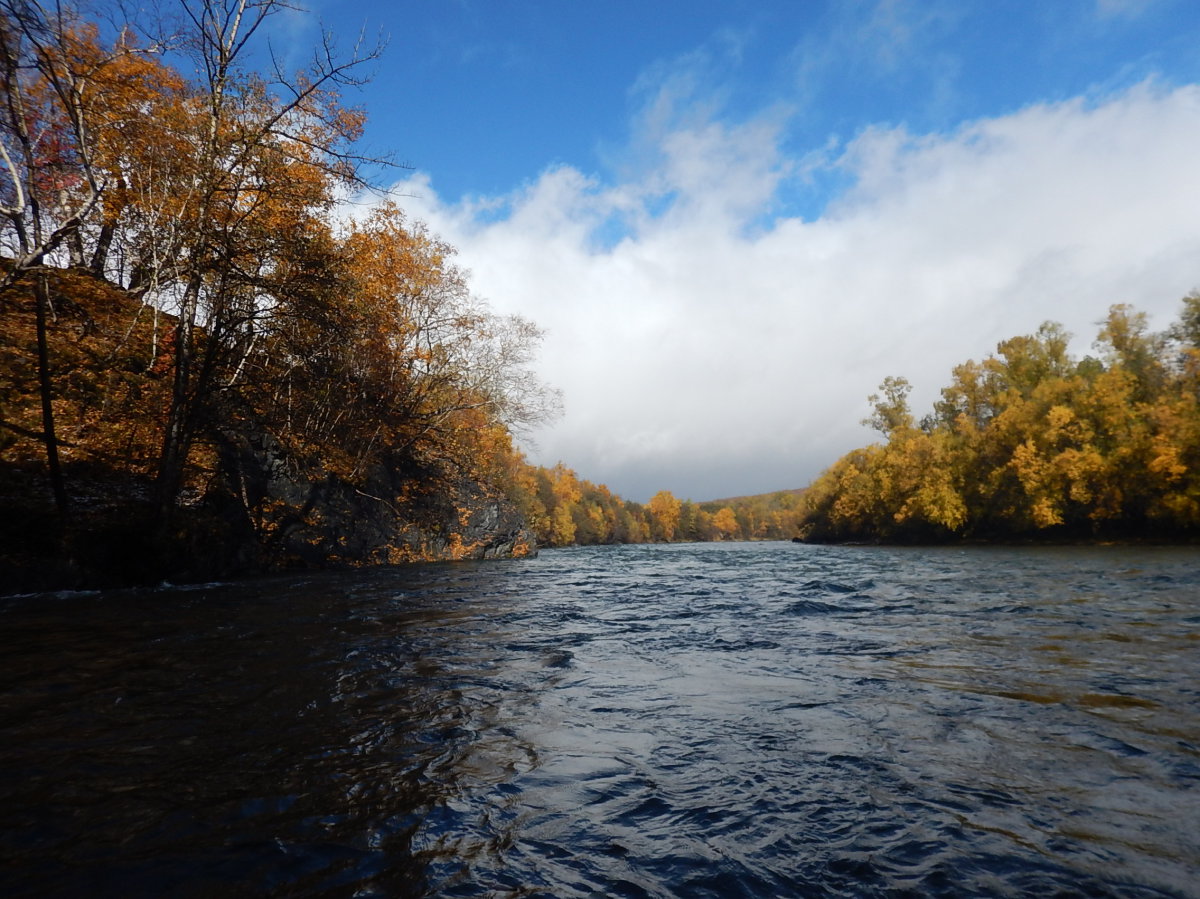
1 0 557 575
799 297 1200 543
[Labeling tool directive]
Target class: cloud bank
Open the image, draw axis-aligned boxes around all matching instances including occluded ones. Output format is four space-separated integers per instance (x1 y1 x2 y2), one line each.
383 82 1200 502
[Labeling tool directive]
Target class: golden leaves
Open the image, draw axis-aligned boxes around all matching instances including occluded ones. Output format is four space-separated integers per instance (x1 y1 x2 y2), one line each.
801 299 1200 541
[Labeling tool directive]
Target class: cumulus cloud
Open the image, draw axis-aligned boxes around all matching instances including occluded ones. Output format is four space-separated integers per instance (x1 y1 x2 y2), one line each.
382 82 1200 503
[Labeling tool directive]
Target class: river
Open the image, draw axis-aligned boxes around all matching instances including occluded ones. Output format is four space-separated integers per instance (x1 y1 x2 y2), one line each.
1 542 1198 897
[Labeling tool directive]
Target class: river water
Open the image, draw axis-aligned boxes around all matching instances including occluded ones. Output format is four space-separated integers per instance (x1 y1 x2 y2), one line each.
1 542 1198 897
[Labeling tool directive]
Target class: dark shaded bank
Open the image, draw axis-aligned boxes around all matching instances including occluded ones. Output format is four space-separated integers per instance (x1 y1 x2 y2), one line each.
0 461 535 594
0 263 538 596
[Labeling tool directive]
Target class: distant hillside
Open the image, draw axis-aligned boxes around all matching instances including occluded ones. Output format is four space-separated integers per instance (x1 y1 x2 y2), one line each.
700 488 806 509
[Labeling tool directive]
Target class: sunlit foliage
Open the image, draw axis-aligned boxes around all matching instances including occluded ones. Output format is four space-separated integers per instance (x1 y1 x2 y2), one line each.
506 460 806 548
0 0 556 568
799 298 1200 542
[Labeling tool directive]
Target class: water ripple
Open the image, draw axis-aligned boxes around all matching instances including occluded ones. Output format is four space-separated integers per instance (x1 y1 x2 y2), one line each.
2 544 1199 896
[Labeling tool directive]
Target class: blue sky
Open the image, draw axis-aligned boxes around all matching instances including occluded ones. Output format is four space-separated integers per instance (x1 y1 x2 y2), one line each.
276 0 1200 502
331 0 1199 212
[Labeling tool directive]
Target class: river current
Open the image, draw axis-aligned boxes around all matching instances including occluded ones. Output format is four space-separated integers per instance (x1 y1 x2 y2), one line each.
2 542 1198 897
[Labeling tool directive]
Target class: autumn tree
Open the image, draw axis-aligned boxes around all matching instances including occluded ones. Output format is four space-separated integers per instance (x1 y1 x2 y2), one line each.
865 375 914 435
712 506 738 539
0 2 158 512
646 489 681 542
1 1 567 578
0 0 378 523
800 299 1200 543
134 0 386 523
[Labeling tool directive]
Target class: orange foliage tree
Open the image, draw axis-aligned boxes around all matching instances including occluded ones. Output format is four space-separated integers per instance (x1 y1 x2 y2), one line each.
1 1 560 574
800 297 1200 542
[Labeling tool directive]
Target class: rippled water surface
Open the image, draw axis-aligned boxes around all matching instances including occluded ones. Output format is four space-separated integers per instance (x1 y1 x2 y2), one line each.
2 542 1199 897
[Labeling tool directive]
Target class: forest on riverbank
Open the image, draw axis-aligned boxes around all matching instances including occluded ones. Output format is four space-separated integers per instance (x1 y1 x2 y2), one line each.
0 0 801 591
4 2 1197 592
506 463 805 547
796 298 1200 543
0 0 562 587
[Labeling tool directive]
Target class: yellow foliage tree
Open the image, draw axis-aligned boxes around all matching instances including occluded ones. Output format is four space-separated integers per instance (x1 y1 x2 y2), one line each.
647 490 682 542
800 300 1200 542
712 506 739 539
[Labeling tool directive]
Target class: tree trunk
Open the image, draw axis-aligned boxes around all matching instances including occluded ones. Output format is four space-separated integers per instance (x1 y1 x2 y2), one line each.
33 270 69 516
89 220 115 277
154 273 201 522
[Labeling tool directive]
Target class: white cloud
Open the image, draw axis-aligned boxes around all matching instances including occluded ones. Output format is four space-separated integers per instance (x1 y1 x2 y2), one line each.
1095 0 1156 19
380 82 1200 502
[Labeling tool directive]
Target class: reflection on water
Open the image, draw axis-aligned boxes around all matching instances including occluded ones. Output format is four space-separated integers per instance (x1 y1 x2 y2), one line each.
2 544 1198 897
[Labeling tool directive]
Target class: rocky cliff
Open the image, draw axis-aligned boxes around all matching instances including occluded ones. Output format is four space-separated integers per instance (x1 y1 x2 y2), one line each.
0 448 537 594
1 266 538 594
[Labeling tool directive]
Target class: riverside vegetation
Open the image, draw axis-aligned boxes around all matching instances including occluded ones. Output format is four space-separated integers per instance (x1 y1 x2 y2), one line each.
798 298 1200 543
0 0 799 590
0 0 559 588
522 295 1200 550
2 1 1197 592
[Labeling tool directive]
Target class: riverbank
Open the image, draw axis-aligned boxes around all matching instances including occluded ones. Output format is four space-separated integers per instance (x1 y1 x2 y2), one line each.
0 463 536 595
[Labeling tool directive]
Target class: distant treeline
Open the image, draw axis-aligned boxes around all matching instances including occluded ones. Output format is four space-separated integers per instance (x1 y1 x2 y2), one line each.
798 297 1200 542
501 461 806 547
